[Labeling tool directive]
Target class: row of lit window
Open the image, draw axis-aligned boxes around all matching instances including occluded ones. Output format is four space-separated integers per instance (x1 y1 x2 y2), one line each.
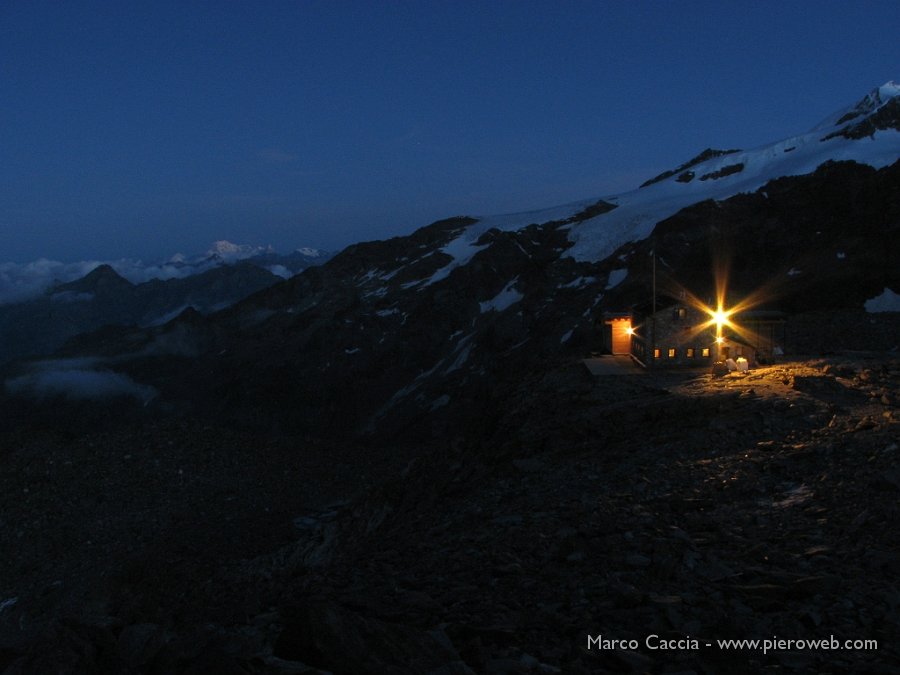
653 347 711 359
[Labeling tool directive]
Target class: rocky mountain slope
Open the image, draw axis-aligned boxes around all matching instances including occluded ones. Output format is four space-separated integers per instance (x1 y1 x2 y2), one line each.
1 83 899 673
2 355 897 672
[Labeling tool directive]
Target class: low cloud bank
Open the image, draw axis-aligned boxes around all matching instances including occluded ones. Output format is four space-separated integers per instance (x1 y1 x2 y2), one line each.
0 241 320 305
267 264 292 279
0 259 104 305
0 243 271 305
0 257 206 305
5 360 158 404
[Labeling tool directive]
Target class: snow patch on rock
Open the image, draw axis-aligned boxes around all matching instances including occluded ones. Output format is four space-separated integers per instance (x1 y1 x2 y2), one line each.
560 276 596 289
480 280 523 313
605 269 628 289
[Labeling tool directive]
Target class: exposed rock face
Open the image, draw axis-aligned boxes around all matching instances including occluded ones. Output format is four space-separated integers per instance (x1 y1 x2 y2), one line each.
698 161 744 181
604 159 900 315
824 96 900 141
786 310 900 353
640 148 742 188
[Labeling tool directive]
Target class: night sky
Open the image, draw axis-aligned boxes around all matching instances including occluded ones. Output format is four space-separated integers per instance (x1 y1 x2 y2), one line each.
2 0 898 263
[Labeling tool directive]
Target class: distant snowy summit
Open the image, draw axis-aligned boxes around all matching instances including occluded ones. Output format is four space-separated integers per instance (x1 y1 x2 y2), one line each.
163 240 329 276
164 240 272 267
206 240 275 262
166 240 326 266
0 241 332 305
295 247 326 258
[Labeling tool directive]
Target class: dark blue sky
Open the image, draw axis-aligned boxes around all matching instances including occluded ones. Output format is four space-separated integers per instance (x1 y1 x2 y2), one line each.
2 1 898 263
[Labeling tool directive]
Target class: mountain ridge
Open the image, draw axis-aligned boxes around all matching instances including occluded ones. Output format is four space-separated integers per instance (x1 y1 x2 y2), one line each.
0 241 331 307
0 248 333 365
3 82 899 432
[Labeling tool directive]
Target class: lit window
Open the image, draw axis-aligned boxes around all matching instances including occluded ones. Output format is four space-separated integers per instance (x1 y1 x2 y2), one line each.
668 348 676 358
676 307 687 319
653 348 660 359
686 348 694 358
701 348 710 357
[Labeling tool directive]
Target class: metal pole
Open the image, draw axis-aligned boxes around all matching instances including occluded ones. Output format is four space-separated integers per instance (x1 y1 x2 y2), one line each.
650 246 656 370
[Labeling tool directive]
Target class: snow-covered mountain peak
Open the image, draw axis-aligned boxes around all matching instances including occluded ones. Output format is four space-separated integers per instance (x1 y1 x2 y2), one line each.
845 80 899 115
206 240 274 262
866 81 900 108
560 82 900 261
814 80 900 130
875 80 900 101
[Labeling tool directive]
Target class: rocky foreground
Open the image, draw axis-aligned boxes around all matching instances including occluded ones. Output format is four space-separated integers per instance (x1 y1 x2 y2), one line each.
1 353 899 673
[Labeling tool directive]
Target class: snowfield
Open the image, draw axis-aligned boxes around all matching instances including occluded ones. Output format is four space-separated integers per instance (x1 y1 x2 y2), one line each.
422 82 900 271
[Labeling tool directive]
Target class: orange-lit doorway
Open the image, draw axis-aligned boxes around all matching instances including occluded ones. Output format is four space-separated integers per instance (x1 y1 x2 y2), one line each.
606 317 632 355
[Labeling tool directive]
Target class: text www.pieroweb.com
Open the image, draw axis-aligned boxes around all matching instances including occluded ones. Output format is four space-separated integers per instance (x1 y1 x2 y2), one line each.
587 634 878 655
